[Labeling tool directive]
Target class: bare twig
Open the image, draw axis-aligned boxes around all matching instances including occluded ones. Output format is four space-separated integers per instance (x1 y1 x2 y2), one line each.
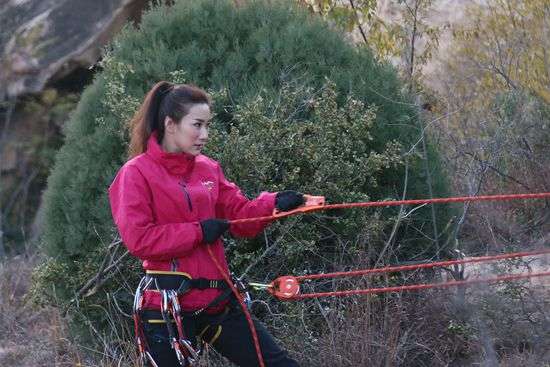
462 151 531 190
2 168 39 221
374 159 409 268
420 122 440 258
0 98 16 258
66 238 126 312
240 219 299 279
348 0 369 45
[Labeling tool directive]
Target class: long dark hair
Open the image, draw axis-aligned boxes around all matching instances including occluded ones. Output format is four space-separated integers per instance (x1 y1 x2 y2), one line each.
128 81 211 158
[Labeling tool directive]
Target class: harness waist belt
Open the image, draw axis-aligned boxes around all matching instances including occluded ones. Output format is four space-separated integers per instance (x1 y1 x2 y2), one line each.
145 271 228 292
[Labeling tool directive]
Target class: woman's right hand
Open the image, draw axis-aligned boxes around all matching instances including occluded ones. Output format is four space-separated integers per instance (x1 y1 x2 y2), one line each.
200 219 230 244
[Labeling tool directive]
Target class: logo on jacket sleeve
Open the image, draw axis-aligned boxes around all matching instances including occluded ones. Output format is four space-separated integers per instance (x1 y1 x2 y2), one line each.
201 180 215 191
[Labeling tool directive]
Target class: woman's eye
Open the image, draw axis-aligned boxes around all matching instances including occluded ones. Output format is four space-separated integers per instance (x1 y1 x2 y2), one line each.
194 122 201 128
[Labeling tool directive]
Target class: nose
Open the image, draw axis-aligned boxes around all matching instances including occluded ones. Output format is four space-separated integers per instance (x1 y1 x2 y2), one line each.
199 125 209 142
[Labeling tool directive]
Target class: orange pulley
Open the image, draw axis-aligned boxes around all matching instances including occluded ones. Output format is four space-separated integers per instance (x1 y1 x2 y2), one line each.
268 276 301 300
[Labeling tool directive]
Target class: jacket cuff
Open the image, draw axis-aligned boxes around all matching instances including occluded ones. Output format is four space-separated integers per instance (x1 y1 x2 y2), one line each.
195 221 204 244
256 191 277 216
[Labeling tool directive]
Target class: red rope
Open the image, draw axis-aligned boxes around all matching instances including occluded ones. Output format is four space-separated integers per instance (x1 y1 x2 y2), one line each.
207 246 265 367
229 192 550 225
295 248 550 281
290 271 550 300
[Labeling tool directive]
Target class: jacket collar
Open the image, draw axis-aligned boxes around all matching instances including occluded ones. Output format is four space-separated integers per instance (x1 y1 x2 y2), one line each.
145 132 196 177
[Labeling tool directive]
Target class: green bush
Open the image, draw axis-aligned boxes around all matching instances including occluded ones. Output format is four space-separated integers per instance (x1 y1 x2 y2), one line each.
37 0 451 355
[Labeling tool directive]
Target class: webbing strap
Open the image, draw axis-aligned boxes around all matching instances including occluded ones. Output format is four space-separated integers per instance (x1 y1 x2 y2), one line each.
145 274 227 293
188 278 226 290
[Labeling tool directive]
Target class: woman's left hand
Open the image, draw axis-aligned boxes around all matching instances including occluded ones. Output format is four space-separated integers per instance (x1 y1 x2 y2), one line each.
275 190 304 211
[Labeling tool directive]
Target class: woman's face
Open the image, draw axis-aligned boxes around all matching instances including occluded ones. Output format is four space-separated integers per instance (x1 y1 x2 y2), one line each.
163 103 211 156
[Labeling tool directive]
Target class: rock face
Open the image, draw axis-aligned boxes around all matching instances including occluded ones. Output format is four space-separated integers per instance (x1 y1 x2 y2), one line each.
0 0 149 100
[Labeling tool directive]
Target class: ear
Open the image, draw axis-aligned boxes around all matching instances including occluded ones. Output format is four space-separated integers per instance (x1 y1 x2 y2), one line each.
164 116 176 133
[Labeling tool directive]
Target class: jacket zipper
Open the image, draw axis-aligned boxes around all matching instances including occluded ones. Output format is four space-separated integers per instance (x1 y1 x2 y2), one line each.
179 181 193 211
171 258 178 272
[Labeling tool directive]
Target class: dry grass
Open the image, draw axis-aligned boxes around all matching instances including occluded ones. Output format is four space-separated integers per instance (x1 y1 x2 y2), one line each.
2 249 548 366
0 253 83 366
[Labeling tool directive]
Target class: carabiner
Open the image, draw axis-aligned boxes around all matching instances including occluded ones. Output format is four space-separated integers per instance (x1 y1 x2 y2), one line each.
181 339 200 361
133 276 150 313
161 290 170 314
234 276 253 308
173 343 188 366
144 351 160 367
168 290 181 314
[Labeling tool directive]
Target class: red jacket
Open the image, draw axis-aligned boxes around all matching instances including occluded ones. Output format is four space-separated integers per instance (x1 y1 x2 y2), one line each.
108 133 276 311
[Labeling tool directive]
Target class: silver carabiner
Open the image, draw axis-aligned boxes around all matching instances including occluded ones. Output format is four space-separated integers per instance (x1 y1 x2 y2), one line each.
161 290 170 314
169 290 181 315
144 351 160 367
180 338 200 361
173 344 188 366
133 276 146 313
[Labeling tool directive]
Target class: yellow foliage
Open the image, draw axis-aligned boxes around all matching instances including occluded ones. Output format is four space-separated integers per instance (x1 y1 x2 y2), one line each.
453 0 550 104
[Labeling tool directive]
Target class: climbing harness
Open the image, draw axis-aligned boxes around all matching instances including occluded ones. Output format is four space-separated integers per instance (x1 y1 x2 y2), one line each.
132 271 247 366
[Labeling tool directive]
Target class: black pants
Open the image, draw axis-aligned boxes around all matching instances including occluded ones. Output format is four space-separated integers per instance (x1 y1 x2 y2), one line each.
143 305 299 367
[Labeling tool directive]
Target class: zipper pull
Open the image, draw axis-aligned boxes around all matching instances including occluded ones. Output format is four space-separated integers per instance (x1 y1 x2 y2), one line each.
179 181 193 211
171 258 178 272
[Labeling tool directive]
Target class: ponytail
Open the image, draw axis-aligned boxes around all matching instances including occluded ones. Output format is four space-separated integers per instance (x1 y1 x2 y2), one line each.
128 81 173 158
128 81 211 159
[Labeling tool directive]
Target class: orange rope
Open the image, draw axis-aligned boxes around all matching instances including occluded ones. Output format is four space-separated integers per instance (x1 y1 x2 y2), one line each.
295 248 550 281
229 192 550 225
207 246 265 367
290 271 550 300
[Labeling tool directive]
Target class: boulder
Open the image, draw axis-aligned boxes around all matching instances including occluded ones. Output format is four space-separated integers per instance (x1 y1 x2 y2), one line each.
0 0 149 99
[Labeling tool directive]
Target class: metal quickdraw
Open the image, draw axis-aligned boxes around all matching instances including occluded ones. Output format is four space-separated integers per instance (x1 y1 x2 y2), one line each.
133 277 159 367
167 290 201 362
160 290 191 366
132 275 204 367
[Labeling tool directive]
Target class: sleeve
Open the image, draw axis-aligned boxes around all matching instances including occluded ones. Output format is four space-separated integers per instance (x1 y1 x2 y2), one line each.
108 164 202 261
214 163 277 238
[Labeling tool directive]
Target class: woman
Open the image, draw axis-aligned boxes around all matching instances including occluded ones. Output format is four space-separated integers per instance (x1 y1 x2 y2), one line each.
109 81 303 366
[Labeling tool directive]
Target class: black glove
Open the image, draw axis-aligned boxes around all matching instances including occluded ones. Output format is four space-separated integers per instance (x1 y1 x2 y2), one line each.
200 219 230 244
275 190 305 211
